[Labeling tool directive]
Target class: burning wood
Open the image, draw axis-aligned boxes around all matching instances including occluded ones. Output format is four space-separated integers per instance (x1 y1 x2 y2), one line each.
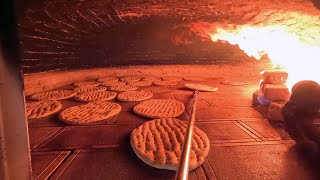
263 84 290 101
252 69 290 121
263 69 288 85
266 102 285 121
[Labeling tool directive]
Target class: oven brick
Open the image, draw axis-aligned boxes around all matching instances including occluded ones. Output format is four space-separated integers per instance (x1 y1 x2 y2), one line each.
263 84 290 101
263 69 288 85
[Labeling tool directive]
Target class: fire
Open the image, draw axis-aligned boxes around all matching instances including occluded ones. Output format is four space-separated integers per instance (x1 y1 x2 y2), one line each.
208 25 320 89
190 20 320 90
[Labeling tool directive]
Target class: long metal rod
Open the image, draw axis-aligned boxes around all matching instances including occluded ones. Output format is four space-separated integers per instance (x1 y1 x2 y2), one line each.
175 90 199 180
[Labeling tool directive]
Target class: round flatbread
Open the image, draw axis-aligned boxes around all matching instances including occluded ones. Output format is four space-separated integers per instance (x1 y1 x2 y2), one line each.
130 118 210 171
102 81 127 87
141 77 161 82
73 81 101 87
153 81 177 86
162 77 182 81
109 85 139 91
120 77 141 82
133 99 185 118
59 101 121 124
97 77 118 83
73 86 107 94
183 77 205 81
184 84 218 92
30 90 77 100
26 100 62 119
220 80 248 86
127 81 152 87
74 91 117 102
117 90 153 102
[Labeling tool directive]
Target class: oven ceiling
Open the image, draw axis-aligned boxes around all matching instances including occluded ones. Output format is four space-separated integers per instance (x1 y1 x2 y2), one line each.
17 0 320 73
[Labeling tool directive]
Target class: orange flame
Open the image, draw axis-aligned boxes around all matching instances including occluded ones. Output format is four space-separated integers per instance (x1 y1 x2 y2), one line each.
190 14 320 90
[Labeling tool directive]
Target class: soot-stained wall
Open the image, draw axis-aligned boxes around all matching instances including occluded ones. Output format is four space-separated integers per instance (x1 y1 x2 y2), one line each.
17 0 320 74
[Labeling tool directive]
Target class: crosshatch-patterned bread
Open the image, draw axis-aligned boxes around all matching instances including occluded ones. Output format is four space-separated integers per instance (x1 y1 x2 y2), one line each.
59 101 121 124
120 77 141 82
73 86 107 94
74 91 117 102
109 85 139 91
30 90 77 100
127 81 152 87
117 90 153 102
162 77 182 81
26 100 62 119
153 81 177 86
97 77 118 83
133 99 185 118
101 81 126 87
130 118 210 171
141 77 161 82
73 81 101 87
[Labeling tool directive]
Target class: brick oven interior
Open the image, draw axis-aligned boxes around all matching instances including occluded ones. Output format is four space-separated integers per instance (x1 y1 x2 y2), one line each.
8 0 320 179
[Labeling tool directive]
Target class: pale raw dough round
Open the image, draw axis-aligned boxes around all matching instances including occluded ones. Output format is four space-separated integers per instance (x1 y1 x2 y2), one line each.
120 77 141 82
109 85 139 91
184 84 218 92
97 77 118 83
73 81 101 87
133 99 185 118
130 118 210 171
59 101 121 124
73 86 107 94
162 77 182 81
102 81 127 87
153 81 177 86
26 100 62 119
117 90 153 102
74 91 117 102
127 81 152 87
30 90 77 100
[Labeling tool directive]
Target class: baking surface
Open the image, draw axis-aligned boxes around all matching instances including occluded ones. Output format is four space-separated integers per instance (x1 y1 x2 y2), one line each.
27 75 320 179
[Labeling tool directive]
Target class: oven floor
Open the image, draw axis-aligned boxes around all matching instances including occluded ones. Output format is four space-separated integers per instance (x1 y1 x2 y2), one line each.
27 75 319 180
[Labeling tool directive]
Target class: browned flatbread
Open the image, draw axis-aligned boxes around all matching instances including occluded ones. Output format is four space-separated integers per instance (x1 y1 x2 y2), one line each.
133 99 185 118
120 77 141 82
220 80 249 86
73 81 101 87
97 77 118 83
74 91 117 102
183 77 205 81
59 101 121 124
141 77 161 82
30 90 77 100
26 100 62 119
101 81 127 87
184 84 218 92
153 81 177 86
73 86 107 94
130 118 210 171
109 85 139 91
127 81 152 87
162 77 182 81
117 90 153 102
